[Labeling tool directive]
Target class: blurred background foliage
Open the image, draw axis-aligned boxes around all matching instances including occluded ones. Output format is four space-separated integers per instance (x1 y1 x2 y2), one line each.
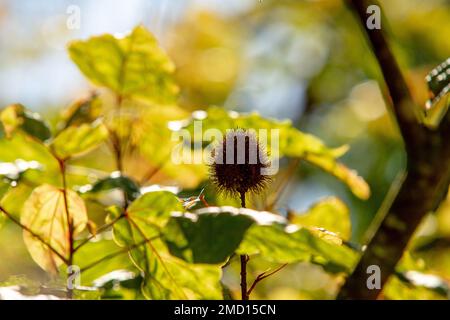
0 0 449 299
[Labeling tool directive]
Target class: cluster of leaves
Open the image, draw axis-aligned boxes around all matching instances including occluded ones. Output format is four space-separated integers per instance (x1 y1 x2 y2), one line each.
0 25 371 300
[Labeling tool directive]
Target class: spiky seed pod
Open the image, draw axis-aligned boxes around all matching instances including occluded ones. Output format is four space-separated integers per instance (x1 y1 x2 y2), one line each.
210 129 271 197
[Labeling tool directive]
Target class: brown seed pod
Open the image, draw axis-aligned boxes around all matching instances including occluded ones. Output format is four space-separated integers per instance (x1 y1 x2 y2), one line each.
209 129 271 197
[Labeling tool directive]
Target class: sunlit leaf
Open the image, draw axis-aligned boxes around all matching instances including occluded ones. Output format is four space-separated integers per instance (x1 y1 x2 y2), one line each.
184 207 360 273
112 191 222 299
51 121 108 159
289 197 351 241
0 104 51 142
172 107 370 199
68 25 178 105
21 184 88 273
163 205 357 273
73 239 137 286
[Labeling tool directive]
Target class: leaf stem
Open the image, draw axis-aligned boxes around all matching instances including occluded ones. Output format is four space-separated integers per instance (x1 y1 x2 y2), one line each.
58 158 74 299
108 94 129 209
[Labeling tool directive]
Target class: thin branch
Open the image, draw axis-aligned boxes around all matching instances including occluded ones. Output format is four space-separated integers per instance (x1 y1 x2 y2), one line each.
239 191 249 300
73 214 125 253
58 158 74 299
247 263 288 297
0 206 69 265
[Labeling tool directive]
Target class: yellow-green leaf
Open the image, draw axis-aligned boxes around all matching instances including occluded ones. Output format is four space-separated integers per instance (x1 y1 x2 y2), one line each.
290 197 351 241
21 184 88 273
68 25 178 105
51 121 108 159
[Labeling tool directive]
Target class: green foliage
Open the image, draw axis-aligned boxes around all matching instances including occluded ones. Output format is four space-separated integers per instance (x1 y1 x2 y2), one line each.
290 197 351 241
236 215 357 273
112 191 223 299
0 25 373 300
73 239 138 286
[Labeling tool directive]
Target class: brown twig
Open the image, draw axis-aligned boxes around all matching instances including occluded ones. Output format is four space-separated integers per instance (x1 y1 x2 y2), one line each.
239 191 249 300
247 263 288 297
57 158 74 299
73 214 125 253
199 194 210 207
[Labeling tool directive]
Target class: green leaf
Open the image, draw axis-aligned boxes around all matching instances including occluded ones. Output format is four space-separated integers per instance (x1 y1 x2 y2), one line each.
73 239 137 286
80 173 140 202
163 210 254 264
0 104 51 142
423 58 450 128
172 107 370 199
290 197 352 241
112 191 223 299
190 207 360 273
163 205 357 273
21 184 88 273
68 25 178 105
238 224 357 273
51 121 108 159
126 191 183 229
